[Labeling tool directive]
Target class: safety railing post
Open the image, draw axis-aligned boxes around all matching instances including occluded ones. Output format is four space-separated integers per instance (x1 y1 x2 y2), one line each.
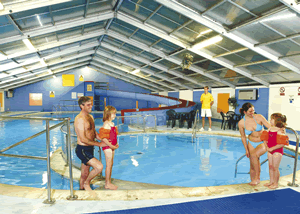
66 119 78 200
43 120 55 204
287 127 300 187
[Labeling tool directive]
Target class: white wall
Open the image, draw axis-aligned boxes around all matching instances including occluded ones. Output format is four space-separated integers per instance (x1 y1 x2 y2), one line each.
159 91 168 96
211 88 236 120
179 90 193 102
269 83 300 130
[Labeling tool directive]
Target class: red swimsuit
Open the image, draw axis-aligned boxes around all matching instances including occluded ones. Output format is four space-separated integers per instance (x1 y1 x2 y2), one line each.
99 126 118 151
267 131 283 155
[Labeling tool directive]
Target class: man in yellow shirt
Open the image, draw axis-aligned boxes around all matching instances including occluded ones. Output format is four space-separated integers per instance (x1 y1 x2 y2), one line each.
200 86 214 131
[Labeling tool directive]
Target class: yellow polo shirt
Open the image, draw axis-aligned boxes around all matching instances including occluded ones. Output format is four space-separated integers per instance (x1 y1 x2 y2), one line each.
200 93 214 109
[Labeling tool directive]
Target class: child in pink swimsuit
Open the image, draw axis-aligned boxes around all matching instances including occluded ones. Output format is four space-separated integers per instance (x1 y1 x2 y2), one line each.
260 113 289 189
98 105 119 190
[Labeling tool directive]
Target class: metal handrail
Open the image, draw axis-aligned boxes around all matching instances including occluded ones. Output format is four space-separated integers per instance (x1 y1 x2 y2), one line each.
286 127 300 187
192 110 200 143
235 127 299 183
52 105 57 112
234 154 268 178
0 115 77 203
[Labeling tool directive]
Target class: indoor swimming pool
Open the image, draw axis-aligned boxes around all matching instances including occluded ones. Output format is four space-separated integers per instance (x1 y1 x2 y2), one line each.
0 114 299 189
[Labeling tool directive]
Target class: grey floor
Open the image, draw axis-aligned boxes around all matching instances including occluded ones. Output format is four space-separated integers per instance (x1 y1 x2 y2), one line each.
2 187 300 214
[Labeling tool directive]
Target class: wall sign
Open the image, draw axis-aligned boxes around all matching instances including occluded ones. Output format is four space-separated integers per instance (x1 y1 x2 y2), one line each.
79 75 84 82
72 92 77 99
280 87 285 96
77 93 84 98
87 84 92 92
49 91 55 98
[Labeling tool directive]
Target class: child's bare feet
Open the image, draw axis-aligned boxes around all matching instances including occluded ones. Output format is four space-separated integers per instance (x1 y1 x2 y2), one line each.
249 180 260 186
105 183 118 190
83 182 93 191
264 182 272 187
268 184 278 189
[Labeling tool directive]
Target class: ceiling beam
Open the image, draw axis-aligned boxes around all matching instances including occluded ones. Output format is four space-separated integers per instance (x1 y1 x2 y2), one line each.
95 50 194 90
155 0 300 76
0 11 113 45
90 64 157 92
0 29 105 62
92 56 179 91
107 30 235 88
0 52 93 83
279 0 300 14
0 0 73 16
90 61 165 91
1 41 99 72
6 15 23 35
3 62 89 90
117 12 265 87
100 42 206 87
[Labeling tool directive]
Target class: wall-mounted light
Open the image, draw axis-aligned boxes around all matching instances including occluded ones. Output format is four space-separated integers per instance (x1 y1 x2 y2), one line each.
196 29 213 38
132 69 140 74
192 35 223 50
22 39 35 51
36 15 43 26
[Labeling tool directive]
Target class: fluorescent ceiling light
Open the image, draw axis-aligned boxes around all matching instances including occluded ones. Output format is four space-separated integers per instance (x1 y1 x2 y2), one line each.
39 58 47 66
22 39 35 51
196 29 213 38
36 15 43 26
262 14 296 22
132 69 140 74
192 35 223 50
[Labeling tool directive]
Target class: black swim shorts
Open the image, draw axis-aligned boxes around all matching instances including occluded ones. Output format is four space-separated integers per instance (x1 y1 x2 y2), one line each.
75 145 94 165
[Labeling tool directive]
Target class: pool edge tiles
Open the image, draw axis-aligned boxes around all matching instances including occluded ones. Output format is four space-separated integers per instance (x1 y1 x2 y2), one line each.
1 131 299 201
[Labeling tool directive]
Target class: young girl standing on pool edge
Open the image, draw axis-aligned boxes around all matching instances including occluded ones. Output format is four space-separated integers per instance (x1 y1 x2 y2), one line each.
260 113 289 189
98 106 119 190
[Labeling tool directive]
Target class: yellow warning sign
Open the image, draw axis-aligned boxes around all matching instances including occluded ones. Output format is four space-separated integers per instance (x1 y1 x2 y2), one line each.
49 91 55 98
79 75 84 81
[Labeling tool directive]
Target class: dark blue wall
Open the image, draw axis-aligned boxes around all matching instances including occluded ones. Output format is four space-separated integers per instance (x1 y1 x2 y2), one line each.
168 92 179 99
235 88 269 120
5 67 151 111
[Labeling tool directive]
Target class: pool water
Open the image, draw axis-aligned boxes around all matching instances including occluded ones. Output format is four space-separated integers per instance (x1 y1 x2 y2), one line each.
109 134 298 187
0 114 299 189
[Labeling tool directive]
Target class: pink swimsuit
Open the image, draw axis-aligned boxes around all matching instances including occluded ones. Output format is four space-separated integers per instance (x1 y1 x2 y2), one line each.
267 131 283 155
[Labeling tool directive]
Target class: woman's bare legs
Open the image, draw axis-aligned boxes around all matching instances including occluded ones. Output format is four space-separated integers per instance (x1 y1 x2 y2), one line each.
248 142 267 186
269 153 282 189
264 152 274 187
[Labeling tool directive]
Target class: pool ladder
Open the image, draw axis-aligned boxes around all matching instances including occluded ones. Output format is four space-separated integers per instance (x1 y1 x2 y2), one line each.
192 110 200 143
234 127 299 187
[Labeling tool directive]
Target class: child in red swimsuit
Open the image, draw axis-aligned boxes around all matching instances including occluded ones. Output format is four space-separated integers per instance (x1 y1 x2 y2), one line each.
98 105 119 190
260 113 289 189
